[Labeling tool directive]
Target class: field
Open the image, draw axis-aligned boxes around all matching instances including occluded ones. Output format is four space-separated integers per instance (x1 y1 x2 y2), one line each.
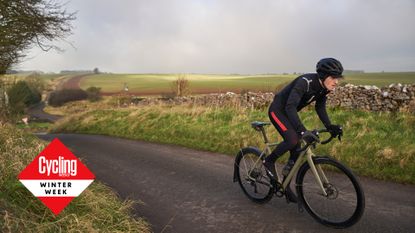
79 72 415 95
1 73 64 81
80 74 296 94
1 73 72 93
3 72 414 96
342 72 415 86
33 73 65 81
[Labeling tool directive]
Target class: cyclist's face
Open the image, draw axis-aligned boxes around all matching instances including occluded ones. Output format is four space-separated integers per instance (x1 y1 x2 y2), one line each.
324 76 341 91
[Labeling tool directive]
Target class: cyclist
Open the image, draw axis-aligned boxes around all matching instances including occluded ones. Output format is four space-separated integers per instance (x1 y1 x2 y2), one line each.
263 58 344 180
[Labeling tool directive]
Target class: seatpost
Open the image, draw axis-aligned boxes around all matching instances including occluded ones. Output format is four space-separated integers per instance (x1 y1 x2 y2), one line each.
260 127 269 144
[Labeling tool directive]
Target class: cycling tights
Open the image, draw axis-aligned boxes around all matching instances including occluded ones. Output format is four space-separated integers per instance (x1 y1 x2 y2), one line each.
265 107 301 164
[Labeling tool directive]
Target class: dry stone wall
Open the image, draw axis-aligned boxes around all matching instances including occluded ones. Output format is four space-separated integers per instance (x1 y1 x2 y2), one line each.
125 83 415 113
327 83 415 112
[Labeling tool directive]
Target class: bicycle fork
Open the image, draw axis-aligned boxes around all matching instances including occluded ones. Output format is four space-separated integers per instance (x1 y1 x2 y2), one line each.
305 149 329 197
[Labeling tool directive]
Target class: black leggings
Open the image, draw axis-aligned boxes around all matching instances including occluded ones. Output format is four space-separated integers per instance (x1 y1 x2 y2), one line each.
265 108 301 163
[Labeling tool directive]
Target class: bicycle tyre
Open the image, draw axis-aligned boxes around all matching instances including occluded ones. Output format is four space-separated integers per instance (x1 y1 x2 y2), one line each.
296 156 365 228
234 147 274 203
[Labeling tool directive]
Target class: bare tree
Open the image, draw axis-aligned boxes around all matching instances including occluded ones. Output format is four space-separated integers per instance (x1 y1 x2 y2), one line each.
172 74 190 97
0 0 76 74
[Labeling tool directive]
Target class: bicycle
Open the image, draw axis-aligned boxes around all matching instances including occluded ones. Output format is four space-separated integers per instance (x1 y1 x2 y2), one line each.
233 121 365 228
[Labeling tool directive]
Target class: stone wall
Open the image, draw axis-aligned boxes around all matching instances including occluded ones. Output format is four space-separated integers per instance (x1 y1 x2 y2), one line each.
327 83 415 112
125 83 415 113
131 92 274 109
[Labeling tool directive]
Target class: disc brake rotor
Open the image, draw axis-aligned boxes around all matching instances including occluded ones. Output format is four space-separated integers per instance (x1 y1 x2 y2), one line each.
324 183 339 199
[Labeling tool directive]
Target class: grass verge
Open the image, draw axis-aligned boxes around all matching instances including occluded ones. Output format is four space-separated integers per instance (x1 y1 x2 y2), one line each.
15 122 52 133
0 123 150 232
50 104 415 184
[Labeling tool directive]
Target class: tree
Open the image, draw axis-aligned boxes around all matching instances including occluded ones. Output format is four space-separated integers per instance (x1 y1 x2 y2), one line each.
7 80 41 115
0 0 76 74
171 74 190 97
93 67 100 74
86 86 101 102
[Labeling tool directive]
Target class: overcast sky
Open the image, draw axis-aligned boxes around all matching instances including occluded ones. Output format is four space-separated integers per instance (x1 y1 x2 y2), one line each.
19 0 415 74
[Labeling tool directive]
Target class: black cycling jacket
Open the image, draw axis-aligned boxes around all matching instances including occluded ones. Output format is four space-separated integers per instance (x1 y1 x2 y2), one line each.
270 73 331 133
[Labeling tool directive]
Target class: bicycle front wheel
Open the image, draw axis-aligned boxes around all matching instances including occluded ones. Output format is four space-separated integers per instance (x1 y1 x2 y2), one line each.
235 147 274 203
296 157 365 228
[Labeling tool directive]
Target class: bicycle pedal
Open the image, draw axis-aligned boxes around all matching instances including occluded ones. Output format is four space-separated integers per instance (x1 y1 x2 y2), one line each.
275 190 284 198
274 186 284 198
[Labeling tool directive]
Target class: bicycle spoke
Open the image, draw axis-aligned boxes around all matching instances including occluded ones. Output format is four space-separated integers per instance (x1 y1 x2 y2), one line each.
242 156 249 175
298 159 364 227
236 151 273 202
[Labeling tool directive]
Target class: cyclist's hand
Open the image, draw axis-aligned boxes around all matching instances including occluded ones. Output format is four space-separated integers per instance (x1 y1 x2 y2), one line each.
327 124 343 139
301 130 320 144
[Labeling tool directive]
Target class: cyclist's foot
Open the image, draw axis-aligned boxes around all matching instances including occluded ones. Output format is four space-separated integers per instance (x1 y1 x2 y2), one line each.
282 160 295 177
263 160 277 179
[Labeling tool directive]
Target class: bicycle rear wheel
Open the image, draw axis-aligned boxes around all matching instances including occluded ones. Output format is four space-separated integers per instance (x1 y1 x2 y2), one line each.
296 157 365 228
234 147 274 203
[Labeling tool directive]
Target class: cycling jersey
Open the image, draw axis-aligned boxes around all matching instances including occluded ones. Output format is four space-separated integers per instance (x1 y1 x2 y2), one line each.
270 73 332 134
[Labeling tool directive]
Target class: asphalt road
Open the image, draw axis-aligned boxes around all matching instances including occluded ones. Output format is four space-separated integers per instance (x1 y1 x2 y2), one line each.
35 133 415 233
28 102 62 122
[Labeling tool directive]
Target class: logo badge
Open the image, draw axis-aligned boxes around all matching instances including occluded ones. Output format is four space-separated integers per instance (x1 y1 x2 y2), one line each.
18 138 95 215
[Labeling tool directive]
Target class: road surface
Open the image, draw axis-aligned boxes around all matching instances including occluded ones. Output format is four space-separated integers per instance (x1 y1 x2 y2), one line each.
35 133 415 233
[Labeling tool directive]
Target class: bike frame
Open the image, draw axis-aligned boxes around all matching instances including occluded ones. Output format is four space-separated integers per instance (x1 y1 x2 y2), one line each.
282 146 329 196
253 141 329 196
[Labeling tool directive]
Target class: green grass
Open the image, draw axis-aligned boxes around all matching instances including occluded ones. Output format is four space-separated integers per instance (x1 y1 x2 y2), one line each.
1 73 65 82
80 74 296 94
37 74 66 81
0 123 150 232
15 122 52 132
79 72 415 95
343 72 415 86
50 105 415 184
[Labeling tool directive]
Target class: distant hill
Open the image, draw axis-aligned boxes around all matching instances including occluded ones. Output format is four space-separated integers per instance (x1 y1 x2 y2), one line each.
344 70 365 74
60 70 93 74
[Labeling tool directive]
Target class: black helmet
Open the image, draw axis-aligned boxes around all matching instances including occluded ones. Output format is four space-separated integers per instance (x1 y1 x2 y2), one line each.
316 58 343 79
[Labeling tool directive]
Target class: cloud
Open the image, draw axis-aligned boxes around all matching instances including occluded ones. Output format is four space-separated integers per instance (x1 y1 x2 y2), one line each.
19 0 415 73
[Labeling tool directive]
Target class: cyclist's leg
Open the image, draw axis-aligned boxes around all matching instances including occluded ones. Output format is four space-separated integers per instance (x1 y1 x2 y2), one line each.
282 144 302 176
264 108 300 170
265 108 300 202
289 145 301 161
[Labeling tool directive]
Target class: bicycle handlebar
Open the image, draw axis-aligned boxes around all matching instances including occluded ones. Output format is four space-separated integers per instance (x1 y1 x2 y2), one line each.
319 129 336 145
296 129 338 153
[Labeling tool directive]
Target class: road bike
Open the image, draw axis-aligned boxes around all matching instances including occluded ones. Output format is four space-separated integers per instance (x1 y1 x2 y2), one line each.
233 121 365 228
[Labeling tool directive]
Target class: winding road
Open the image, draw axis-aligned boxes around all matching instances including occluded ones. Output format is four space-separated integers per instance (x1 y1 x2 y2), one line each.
28 102 62 122
34 133 415 233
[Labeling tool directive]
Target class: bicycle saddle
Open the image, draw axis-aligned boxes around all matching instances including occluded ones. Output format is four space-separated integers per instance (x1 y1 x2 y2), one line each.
251 121 271 130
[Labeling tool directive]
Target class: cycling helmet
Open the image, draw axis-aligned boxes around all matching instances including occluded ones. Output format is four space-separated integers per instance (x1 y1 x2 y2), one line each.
316 58 343 79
